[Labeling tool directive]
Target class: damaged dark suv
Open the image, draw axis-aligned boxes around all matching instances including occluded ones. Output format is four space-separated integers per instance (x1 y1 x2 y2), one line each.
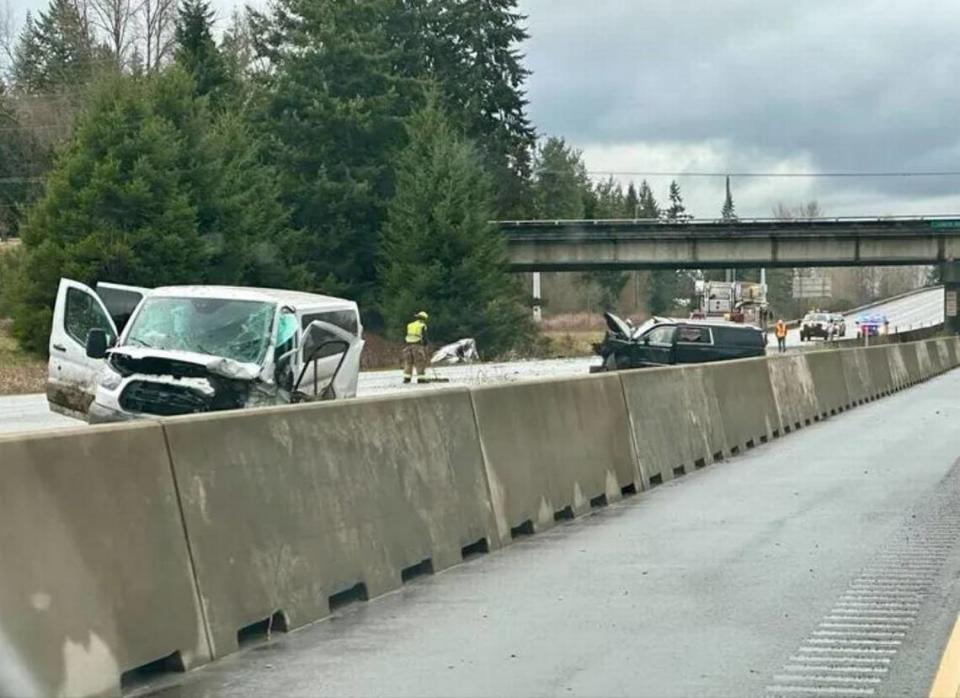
47 279 364 423
592 313 767 372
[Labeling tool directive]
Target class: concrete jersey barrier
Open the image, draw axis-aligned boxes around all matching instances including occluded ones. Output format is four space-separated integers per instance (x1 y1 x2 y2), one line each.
162 388 498 658
0 424 209 698
469 373 639 538
765 353 821 433
805 350 852 417
619 364 729 486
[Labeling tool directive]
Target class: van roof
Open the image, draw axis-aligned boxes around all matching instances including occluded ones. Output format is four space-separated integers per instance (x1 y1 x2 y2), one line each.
148 285 357 312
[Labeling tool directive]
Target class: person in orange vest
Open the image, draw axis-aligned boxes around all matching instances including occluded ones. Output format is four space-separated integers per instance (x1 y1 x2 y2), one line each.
775 318 788 353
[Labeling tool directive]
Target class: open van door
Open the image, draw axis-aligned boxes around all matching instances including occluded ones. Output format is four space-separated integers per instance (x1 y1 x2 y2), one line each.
47 279 119 419
95 282 149 333
295 320 364 401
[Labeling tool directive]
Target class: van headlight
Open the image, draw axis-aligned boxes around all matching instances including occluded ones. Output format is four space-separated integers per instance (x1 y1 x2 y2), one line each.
98 365 123 391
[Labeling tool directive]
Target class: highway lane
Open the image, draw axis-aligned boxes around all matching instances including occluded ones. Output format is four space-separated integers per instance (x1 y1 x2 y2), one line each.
782 286 944 348
137 370 960 698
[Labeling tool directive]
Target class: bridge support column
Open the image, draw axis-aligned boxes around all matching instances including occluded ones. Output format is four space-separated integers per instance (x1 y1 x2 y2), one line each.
532 271 542 323
942 262 960 334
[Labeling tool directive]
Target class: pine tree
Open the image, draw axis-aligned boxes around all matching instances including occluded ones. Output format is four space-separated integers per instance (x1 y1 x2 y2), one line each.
9 69 295 353
419 0 536 218
252 0 422 306
531 137 590 218
379 99 531 354
665 180 690 222
721 175 737 221
624 182 640 219
637 179 659 218
11 0 102 94
174 0 231 107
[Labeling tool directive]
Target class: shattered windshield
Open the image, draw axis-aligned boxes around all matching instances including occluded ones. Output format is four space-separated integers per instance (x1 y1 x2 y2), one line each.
123 297 276 364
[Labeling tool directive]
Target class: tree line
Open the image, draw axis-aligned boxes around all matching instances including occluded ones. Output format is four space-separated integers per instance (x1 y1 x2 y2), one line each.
2 0 888 356
1 0 545 354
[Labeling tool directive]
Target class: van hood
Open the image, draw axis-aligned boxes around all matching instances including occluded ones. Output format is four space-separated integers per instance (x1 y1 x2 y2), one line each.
108 347 263 381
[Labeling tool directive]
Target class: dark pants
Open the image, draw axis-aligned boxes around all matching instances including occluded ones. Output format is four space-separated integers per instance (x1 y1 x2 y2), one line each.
777 336 786 353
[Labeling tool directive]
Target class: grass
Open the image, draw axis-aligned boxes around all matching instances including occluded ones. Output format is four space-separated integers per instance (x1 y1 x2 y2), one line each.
0 320 46 396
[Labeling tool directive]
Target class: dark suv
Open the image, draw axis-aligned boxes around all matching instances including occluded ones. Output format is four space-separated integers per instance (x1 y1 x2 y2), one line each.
592 314 767 372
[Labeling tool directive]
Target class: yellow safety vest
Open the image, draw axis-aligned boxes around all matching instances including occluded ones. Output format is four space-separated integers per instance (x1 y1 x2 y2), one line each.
406 319 426 344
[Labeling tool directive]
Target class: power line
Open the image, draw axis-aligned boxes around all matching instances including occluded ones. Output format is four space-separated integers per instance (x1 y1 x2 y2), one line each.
585 170 960 178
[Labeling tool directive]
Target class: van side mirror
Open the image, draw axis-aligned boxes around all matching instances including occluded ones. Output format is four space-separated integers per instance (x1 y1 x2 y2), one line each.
85 328 112 359
643 336 651 346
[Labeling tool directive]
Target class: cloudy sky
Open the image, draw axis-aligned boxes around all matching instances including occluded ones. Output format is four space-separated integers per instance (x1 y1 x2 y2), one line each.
5 0 960 218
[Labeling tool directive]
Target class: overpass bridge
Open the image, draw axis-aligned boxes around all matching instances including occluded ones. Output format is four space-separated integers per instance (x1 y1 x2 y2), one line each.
500 216 960 271
499 215 960 333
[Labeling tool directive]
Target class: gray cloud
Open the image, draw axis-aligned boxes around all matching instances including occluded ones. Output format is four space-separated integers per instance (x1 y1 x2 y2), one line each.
519 0 960 213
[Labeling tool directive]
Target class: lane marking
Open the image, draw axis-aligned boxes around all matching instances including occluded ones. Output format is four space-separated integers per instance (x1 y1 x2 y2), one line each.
928 614 960 698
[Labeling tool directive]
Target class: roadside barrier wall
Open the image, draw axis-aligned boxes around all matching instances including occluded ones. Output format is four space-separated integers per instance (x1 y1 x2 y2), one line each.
0 424 209 698
804 350 851 417
838 349 874 406
619 364 728 487
766 353 821 433
469 373 639 537
3 337 959 697
707 356 779 452
161 388 498 658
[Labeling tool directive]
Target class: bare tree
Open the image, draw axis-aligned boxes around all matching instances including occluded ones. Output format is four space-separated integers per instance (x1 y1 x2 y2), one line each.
89 0 137 65
139 0 176 72
0 1 15 75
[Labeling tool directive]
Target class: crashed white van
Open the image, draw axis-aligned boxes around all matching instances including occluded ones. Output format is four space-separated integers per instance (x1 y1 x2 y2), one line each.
47 279 364 423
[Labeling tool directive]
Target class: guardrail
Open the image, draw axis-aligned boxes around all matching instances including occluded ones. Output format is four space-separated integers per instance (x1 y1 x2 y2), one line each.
2 337 959 697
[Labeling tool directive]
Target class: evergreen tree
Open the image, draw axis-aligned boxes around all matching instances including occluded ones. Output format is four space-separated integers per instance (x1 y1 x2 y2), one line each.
11 0 103 93
637 179 659 218
665 180 690 222
174 0 231 106
624 182 639 219
9 69 295 353
252 0 422 306
418 0 536 218
531 136 590 218
379 99 531 354
721 175 737 221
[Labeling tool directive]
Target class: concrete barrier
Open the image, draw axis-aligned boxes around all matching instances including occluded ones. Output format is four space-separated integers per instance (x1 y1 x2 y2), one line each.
915 341 936 379
899 342 922 384
927 340 948 375
470 373 639 538
619 364 728 486
805 350 852 416
862 346 895 397
886 345 912 390
838 348 874 406
943 337 959 367
766 354 820 434
162 389 498 658
0 424 209 698
706 357 779 452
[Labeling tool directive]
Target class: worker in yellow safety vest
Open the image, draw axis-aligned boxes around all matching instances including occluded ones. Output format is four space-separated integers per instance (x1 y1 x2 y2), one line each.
403 311 429 384
775 318 787 353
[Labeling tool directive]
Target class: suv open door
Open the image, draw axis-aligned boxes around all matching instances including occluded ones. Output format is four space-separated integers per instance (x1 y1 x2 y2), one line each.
47 279 149 419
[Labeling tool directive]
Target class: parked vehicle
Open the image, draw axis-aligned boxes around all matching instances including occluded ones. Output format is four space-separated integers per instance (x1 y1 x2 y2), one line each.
830 313 847 337
592 313 766 372
800 312 833 341
47 279 364 423
856 313 888 339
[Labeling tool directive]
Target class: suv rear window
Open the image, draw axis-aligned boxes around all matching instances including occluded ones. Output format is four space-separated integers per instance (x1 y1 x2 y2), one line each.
712 326 764 347
677 326 712 344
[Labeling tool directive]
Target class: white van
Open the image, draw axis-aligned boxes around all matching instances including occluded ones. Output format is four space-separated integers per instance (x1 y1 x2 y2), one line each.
47 279 364 423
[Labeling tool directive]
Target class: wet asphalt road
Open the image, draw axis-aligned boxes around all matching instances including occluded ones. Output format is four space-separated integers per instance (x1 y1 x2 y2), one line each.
136 370 960 698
